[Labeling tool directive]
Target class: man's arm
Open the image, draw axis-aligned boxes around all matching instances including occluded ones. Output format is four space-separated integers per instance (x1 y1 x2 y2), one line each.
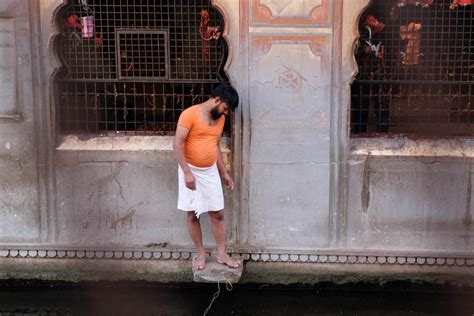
216 141 234 190
173 126 196 190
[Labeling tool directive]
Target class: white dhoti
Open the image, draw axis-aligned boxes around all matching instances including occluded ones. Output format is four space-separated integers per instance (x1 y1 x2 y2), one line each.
177 163 224 218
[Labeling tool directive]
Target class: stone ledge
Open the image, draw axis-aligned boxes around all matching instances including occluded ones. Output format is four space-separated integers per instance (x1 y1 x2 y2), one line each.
193 257 244 283
0 258 473 286
56 135 231 152
351 137 474 158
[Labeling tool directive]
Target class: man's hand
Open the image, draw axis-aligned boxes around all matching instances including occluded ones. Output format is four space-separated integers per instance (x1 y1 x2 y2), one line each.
222 172 234 190
184 171 196 190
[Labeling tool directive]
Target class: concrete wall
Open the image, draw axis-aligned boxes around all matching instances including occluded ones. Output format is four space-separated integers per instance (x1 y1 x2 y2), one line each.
347 141 474 252
42 0 241 249
54 139 235 247
0 0 472 283
0 0 41 243
242 1 334 251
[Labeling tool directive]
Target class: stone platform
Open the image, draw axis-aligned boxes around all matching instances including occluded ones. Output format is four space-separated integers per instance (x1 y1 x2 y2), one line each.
192 256 244 283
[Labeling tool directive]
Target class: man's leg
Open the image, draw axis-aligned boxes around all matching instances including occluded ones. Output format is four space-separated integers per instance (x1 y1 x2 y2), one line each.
187 211 206 269
208 211 240 268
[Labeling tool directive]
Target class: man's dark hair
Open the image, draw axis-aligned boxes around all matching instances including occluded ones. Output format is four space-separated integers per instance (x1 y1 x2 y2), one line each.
211 82 239 111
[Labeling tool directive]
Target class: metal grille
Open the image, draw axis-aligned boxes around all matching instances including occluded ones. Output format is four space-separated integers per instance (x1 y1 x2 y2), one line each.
351 0 474 136
116 30 169 80
54 0 228 136
57 81 224 135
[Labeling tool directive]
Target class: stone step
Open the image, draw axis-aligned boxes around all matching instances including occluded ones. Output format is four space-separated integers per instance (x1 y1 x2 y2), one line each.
192 256 244 283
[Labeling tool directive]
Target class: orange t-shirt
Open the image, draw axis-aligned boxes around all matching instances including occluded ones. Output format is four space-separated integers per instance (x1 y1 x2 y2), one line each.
177 105 225 167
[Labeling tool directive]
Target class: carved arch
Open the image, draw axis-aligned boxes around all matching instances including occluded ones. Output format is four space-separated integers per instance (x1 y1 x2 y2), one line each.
50 0 233 135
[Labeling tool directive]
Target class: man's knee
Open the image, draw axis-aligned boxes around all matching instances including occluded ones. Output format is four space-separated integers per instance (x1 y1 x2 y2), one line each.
187 212 199 224
208 211 224 222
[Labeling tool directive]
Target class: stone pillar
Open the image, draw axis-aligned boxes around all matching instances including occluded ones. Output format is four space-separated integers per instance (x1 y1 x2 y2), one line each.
0 0 41 243
244 0 334 249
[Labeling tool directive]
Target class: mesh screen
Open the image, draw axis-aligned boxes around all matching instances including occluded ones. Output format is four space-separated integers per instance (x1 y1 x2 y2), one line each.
351 0 474 136
116 30 169 80
55 0 229 136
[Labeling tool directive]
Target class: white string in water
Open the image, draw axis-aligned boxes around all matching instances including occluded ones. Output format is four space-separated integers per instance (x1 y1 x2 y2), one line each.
203 279 233 316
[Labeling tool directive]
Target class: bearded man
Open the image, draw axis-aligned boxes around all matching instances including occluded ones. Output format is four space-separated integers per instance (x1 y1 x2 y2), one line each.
173 82 240 270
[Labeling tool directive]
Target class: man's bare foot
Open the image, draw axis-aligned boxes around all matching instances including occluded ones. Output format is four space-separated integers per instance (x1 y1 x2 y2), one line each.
192 253 206 270
217 253 240 268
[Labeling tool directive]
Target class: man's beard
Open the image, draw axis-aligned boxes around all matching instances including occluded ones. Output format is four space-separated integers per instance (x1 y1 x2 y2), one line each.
211 107 223 120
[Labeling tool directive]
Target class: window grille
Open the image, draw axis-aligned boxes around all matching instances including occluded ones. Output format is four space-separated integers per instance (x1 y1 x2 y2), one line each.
351 0 474 136
116 30 169 80
54 0 229 136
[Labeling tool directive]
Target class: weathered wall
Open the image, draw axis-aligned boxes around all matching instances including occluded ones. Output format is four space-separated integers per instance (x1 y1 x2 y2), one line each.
36 0 241 249
242 0 334 250
54 139 235 247
346 142 474 252
0 0 40 243
340 1 474 254
0 0 472 283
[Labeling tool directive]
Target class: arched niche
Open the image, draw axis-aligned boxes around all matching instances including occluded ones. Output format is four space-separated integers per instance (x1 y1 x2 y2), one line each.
49 0 236 136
